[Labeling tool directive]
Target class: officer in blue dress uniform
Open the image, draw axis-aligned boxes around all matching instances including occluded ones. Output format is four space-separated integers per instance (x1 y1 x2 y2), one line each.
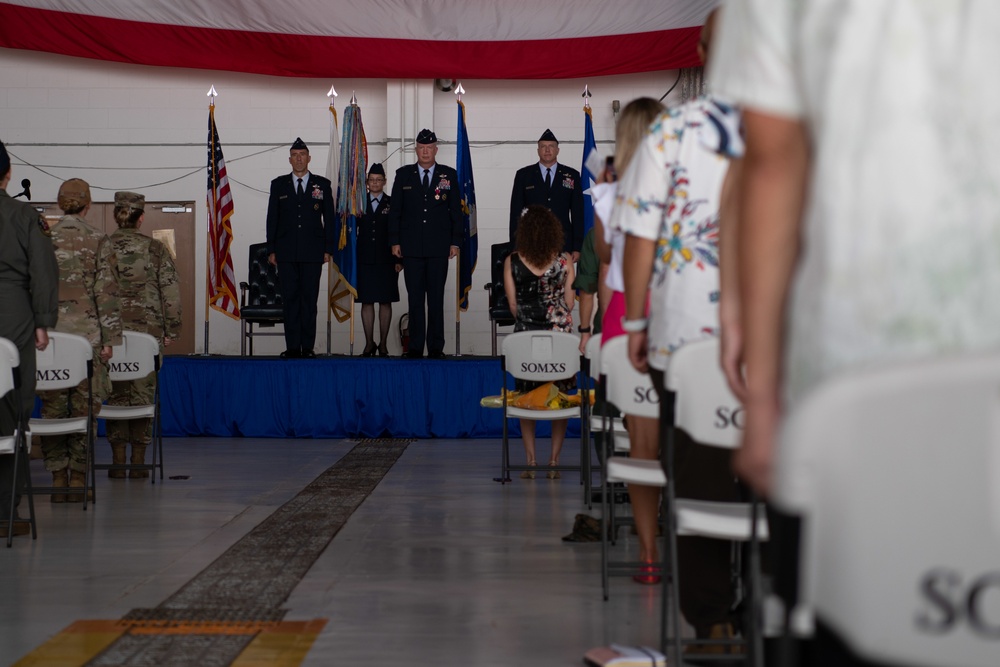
357 163 400 356
265 137 336 358
509 129 585 261
388 129 462 358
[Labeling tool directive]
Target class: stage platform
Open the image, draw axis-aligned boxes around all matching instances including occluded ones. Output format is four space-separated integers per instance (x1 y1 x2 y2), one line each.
159 354 583 440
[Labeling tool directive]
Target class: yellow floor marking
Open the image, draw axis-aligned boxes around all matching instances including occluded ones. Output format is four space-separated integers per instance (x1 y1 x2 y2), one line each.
13 619 328 667
13 620 125 667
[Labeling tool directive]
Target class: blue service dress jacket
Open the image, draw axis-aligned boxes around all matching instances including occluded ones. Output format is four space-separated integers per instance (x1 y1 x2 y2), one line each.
357 193 395 266
387 164 463 258
509 162 585 254
265 173 337 262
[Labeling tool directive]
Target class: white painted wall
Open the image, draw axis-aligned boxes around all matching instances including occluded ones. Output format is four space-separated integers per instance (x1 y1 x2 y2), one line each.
0 47 685 356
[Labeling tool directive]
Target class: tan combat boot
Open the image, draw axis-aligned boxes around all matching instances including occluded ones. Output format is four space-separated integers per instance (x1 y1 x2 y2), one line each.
129 445 149 479
50 468 68 503
109 443 127 479
68 470 92 502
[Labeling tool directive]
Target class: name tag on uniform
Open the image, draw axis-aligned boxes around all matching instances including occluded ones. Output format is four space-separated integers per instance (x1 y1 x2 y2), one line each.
525 185 535 190
279 194 288 200
402 186 413 190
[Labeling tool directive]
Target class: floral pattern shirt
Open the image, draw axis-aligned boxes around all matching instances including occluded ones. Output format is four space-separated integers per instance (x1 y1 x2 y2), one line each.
610 96 743 371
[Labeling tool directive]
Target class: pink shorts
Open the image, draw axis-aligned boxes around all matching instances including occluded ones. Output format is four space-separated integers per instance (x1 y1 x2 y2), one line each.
600 290 627 346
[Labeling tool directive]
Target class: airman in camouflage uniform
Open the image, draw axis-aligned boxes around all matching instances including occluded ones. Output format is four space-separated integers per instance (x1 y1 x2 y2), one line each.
0 139 59 536
38 179 122 499
105 191 181 477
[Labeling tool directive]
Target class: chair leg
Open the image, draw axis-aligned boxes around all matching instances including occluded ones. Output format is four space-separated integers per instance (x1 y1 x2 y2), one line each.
499 409 510 484
747 496 765 667
663 428 684 664
601 446 610 601
8 430 36 547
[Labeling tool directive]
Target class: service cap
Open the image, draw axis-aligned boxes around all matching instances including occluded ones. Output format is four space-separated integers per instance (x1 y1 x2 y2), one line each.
538 129 558 143
57 178 92 212
416 129 437 145
114 190 145 211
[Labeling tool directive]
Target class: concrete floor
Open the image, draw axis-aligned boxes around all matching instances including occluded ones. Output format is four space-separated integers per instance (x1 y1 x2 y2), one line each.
1 437 670 666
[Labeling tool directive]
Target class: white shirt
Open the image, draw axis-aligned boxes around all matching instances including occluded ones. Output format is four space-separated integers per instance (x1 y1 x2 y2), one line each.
292 173 310 190
710 0 1000 402
538 162 559 182
593 181 625 293
611 98 742 371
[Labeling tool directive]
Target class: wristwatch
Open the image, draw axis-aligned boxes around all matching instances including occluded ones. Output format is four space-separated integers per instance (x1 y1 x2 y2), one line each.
621 318 649 333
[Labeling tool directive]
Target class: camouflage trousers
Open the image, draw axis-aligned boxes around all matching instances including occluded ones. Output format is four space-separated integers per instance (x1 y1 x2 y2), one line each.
106 373 156 447
38 355 111 473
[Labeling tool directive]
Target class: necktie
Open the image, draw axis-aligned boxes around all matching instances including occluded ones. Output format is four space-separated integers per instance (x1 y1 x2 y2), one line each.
422 169 430 189
297 178 304 196
545 168 552 188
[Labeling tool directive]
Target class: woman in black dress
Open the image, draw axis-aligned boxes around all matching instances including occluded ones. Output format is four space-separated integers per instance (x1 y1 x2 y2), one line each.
356 163 401 356
503 205 576 479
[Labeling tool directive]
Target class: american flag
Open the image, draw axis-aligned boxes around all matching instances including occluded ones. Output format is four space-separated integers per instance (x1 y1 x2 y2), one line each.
207 105 240 319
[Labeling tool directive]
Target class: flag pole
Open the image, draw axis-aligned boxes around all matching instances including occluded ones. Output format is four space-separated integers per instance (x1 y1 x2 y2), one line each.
349 92 357 356
454 83 467 356
203 85 218 356
326 86 338 355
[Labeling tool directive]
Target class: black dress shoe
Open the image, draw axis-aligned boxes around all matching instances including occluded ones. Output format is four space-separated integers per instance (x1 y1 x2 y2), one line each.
377 343 389 357
301 349 316 359
280 349 300 359
428 351 446 359
361 342 377 357
405 350 423 359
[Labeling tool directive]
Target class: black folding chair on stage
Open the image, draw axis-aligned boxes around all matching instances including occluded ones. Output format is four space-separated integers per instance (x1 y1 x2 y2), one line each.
239 241 284 356
483 242 515 356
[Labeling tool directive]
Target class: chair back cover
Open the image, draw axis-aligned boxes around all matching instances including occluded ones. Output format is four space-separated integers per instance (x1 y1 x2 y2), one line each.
776 353 1000 667
502 331 580 382
107 331 158 381
665 337 742 448
242 242 283 319
601 336 658 419
34 331 92 391
0 337 18 399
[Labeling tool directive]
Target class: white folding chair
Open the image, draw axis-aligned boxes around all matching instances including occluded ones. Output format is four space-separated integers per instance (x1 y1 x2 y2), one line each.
96 331 163 482
774 353 1000 667
0 337 37 546
663 337 768 664
600 335 665 600
30 331 95 507
497 330 582 483
581 334 630 509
